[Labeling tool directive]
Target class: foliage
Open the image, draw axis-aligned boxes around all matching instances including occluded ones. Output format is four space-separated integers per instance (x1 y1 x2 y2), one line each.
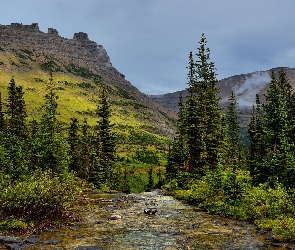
40 60 63 72
248 70 295 189
89 82 116 188
65 63 102 84
0 170 82 231
132 147 160 165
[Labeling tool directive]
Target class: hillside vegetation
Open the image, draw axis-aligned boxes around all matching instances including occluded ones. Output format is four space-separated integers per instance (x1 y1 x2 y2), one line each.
0 24 176 232
165 34 295 242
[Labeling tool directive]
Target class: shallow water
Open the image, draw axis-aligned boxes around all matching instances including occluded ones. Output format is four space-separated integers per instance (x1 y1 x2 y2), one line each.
0 190 291 249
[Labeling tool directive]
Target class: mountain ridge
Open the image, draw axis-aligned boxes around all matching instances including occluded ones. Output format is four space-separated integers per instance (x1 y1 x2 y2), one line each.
150 67 295 126
0 22 176 139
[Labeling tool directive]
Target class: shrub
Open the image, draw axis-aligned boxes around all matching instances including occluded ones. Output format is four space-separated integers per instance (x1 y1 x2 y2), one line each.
0 170 82 231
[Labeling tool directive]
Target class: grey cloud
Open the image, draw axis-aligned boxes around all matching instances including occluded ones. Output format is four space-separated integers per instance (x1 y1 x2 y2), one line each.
1 0 295 94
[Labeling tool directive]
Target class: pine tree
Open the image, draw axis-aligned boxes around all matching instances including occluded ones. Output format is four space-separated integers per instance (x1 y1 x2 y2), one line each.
0 93 5 131
166 92 188 179
186 34 225 177
226 91 244 168
68 117 83 177
248 94 267 184
248 70 295 188
80 118 91 179
33 73 69 173
89 82 116 186
6 78 27 137
262 70 295 188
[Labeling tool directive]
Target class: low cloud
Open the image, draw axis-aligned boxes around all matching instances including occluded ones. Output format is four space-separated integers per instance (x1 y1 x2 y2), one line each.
233 71 271 106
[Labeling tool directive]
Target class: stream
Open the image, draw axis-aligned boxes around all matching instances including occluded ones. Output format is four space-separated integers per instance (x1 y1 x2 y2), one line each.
0 190 293 250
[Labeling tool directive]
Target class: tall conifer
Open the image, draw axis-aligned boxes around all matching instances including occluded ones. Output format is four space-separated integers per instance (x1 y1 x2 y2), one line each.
186 34 225 176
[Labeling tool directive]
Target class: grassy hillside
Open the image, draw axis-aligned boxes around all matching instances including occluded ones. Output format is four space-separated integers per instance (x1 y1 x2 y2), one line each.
0 51 172 161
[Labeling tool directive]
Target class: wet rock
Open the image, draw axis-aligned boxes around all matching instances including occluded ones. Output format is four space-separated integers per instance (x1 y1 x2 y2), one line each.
144 208 157 215
265 231 274 241
286 244 295 249
272 242 285 247
43 239 61 245
75 247 103 250
4 243 30 250
172 231 185 235
46 227 57 232
95 220 105 224
24 235 41 244
192 223 199 229
257 229 269 235
0 236 22 244
208 231 221 235
69 225 80 230
57 233 68 237
73 234 85 239
109 214 122 220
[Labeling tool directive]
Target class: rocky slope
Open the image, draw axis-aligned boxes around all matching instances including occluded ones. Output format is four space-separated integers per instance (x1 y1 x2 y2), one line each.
0 23 176 139
151 67 295 126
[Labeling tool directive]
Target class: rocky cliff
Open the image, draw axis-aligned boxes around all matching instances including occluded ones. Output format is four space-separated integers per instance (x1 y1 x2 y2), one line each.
0 23 176 137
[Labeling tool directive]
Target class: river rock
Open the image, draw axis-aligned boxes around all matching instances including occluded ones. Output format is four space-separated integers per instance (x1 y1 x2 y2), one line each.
24 235 41 244
144 208 157 215
0 236 22 244
4 243 30 250
109 214 122 220
43 239 61 245
75 247 103 250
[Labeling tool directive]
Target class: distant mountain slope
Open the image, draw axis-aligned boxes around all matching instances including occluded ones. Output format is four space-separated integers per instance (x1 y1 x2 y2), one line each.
0 23 176 138
150 67 295 126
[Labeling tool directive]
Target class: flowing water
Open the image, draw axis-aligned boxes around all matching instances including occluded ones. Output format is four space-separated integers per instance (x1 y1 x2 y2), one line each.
0 190 292 249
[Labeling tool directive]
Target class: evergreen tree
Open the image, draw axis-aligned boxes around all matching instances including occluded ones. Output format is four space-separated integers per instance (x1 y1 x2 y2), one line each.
262 71 295 188
0 93 5 131
226 91 244 168
32 73 69 173
248 70 295 189
248 94 267 184
6 78 27 137
186 34 225 177
166 92 188 179
89 82 116 187
80 118 92 179
68 117 83 177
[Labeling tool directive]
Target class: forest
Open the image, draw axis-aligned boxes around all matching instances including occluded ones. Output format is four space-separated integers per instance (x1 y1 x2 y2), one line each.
1 33 295 242
165 34 295 241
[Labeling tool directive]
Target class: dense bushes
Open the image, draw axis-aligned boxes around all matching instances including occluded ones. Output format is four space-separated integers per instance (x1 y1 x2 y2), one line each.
0 170 82 231
168 169 295 241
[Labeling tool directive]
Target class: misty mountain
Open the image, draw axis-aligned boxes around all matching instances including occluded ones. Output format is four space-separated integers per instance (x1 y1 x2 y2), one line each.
150 67 295 126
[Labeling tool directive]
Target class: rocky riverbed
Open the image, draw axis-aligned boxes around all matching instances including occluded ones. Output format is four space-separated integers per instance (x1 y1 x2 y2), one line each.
0 190 293 249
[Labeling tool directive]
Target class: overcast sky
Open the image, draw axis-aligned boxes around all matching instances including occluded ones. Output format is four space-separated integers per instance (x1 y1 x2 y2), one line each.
1 0 295 95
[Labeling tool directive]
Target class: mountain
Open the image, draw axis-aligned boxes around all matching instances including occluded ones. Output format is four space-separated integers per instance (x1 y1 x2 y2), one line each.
150 67 295 126
0 22 177 155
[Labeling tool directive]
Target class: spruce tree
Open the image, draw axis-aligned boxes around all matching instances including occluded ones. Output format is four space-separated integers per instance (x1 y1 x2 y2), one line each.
262 70 295 188
6 78 27 137
186 34 225 177
248 70 295 188
166 92 188 179
89 82 116 187
68 117 83 177
81 118 91 179
226 91 244 168
0 93 5 131
248 94 266 184
33 73 69 173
